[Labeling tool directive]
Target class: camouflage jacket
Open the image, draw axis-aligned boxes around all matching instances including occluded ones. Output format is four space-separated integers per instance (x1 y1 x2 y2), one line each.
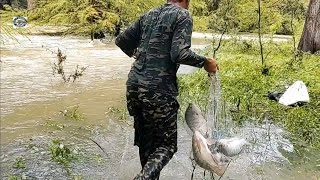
115 3 206 96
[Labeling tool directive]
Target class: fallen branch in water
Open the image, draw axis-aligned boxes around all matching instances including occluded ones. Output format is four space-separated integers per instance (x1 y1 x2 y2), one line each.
48 48 88 83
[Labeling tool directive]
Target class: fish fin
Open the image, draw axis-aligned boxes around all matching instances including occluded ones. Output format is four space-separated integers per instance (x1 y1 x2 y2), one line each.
209 153 228 176
210 152 220 164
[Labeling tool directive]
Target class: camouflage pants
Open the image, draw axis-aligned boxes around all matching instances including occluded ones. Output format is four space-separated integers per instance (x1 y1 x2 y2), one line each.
126 85 179 180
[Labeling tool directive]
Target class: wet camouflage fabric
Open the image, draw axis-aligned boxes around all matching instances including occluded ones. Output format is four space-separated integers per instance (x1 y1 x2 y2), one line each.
126 85 179 179
115 3 206 95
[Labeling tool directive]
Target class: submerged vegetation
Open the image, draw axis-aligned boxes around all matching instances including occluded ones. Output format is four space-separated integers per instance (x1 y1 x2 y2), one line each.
60 105 84 121
51 48 88 83
2 136 106 179
107 106 129 123
106 96 130 123
13 157 26 169
178 40 320 148
48 139 76 166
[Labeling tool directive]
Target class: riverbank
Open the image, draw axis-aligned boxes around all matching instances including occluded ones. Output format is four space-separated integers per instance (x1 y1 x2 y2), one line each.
192 32 292 42
1 23 293 41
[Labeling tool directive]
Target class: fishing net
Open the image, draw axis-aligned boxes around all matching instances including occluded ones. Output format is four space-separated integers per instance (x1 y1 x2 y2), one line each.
205 72 234 140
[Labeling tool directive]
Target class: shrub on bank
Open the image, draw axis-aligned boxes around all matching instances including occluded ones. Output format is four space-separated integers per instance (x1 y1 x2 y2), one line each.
0 0 307 36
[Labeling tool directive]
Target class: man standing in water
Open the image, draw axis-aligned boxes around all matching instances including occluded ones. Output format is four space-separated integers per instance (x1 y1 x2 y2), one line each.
115 0 218 179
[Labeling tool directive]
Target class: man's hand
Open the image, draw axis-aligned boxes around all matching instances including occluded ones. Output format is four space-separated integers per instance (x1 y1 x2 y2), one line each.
204 58 219 74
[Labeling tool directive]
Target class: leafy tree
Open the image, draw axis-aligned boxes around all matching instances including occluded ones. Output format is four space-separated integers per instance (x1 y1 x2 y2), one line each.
0 0 310 35
208 0 237 32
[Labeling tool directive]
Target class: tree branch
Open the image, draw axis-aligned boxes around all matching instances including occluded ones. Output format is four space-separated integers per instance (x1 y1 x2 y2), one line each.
257 0 264 67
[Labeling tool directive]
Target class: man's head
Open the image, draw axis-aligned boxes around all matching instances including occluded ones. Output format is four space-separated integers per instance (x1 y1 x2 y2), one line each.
167 0 190 9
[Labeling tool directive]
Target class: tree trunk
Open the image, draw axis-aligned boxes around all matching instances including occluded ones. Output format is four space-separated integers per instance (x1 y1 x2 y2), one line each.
27 0 34 9
298 0 320 53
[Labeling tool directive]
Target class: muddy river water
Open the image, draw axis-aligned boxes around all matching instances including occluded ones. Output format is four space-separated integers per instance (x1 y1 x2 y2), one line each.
0 35 319 180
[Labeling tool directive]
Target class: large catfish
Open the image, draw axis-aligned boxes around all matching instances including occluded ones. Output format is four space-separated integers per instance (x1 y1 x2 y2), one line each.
185 103 209 138
192 131 230 176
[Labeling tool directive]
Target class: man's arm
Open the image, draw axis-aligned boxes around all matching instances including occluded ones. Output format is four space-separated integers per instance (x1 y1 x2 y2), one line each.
115 18 141 57
170 10 206 68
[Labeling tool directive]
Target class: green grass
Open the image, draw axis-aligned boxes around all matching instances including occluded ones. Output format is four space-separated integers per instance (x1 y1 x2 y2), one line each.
8 175 19 180
48 139 75 167
178 70 210 119
72 175 84 180
8 173 27 179
178 40 320 148
61 106 84 121
12 157 26 169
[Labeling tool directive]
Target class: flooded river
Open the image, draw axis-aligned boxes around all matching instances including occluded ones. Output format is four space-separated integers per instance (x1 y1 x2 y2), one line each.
0 35 319 180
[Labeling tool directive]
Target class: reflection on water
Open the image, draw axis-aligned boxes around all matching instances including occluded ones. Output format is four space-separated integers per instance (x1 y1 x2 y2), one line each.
0 35 319 179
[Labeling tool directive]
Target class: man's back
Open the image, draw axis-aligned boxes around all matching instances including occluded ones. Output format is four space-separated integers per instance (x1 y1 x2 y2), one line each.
116 3 206 95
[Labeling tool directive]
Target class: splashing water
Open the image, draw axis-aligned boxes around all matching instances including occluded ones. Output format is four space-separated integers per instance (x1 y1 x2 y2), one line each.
206 72 231 139
201 72 304 179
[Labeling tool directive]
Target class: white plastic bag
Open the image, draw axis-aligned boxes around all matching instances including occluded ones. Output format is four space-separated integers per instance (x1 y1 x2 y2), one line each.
279 81 310 106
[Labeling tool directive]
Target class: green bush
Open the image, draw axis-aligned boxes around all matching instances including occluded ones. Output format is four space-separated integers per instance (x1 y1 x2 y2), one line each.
178 70 210 118
0 0 308 35
193 16 210 32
